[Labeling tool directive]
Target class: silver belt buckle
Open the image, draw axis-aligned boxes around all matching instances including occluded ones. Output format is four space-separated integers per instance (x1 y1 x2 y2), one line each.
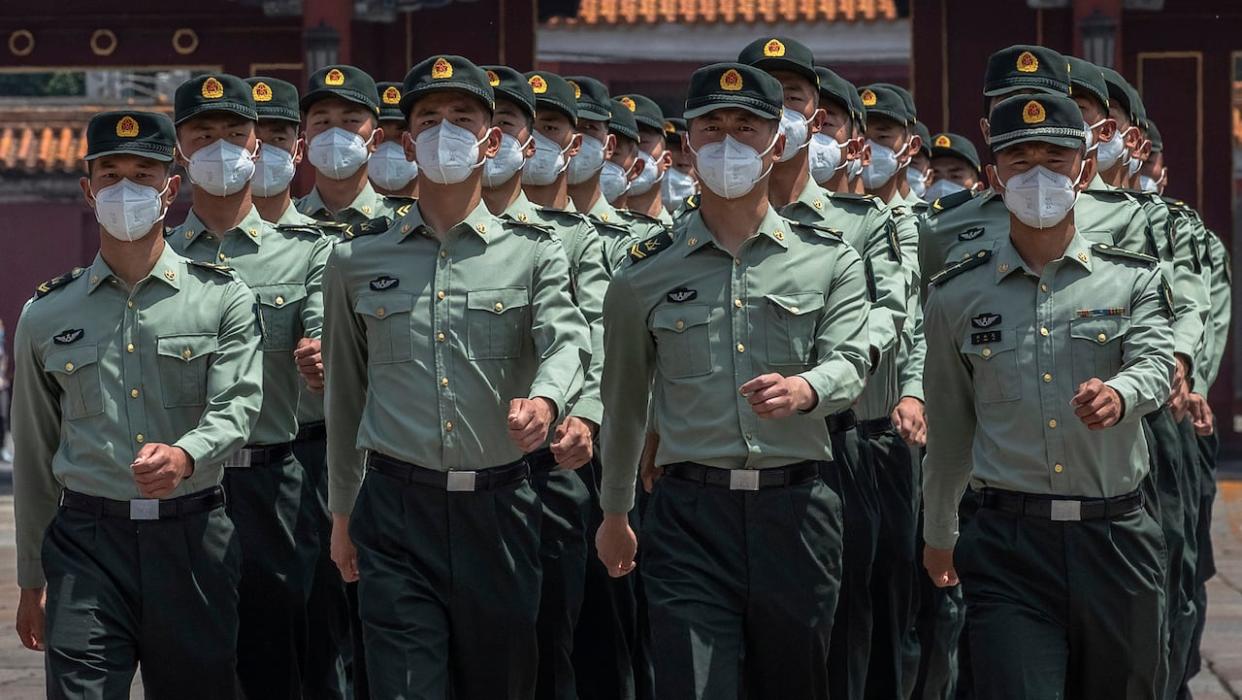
729 469 761 491
446 471 478 492
1050 500 1082 522
129 499 160 521
224 449 253 469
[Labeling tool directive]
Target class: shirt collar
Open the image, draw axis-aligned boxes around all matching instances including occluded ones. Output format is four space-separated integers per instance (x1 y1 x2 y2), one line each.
993 230 1095 284
87 242 184 294
276 201 317 227
681 205 791 256
502 191 540 225
787 177 830 216
179 206 268 247
1086 172 1111 191
587 197 620 225
301 181 383 220
392 199 497 244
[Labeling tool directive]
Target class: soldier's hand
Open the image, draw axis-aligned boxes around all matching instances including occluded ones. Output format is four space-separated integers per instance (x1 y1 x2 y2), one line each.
331 514 359 583
1169 356 1191 422
295 337 325 393
891 397 927 447
508 397 556 453
640 432 663 494
1189 393 1215 436
131 444 194 498
740 374 816 419
596 513 638 578
1071 379 1124 430
15 587 46 651
551 417 595 470
923 545 959 588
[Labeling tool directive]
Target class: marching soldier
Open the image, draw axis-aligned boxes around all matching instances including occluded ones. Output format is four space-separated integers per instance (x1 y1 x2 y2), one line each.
167 73 333 698
12 110 263 698
368 81 421 199
922 92 1173 700
322 55 589 698
247 77 319 227
613 94 675 227
925 132 983 202
595 62 870 699
661 117 698 213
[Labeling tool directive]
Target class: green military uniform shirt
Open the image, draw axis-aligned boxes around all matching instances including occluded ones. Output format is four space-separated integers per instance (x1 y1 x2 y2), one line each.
297 180 407 232
1140 194 1211 382
322 200 590 515
1199 227 1231 391
504 191 610 425
892 189 927 403
168 206 332 445
779 178 908 419
11 245 263 587
598 206 872 514
922 233 1175 549
582 196 640 272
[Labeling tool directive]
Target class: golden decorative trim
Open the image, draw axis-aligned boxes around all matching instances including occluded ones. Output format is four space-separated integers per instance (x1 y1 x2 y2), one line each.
172 28 198 56
8 29 33 57
90 29 117 57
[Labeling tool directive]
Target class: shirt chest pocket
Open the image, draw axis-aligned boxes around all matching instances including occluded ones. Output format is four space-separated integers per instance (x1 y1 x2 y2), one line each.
466 288 529 360
1068 317 1129 385
356 293 415 365
254 284 307 352
960 333 1021 404
46 345 104 420
764 292 824 367
156 334 218 408
651 304 713 379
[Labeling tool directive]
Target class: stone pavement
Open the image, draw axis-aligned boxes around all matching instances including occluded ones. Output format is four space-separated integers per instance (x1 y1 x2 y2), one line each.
2 474 1242 697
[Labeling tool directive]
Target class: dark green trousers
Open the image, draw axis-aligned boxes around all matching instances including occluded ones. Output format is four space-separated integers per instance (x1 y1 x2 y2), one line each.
527 449 592 700
643 468 843 700
43 492 240 700
823 425 879 700
864 425 921 700
350 467 542 699
1177 428 1219 696
957 502 1165 700
222 451 316 700
915 484 964 700
291 430 351 700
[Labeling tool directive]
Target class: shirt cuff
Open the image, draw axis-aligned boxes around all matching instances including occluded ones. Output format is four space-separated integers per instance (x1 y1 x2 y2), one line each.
600 484 636 515
328 482 362 517
528 385 567 422
173 434 212 467
17 557 46 589
568 397 604 427
1104 379 1141 425
923 517 959 550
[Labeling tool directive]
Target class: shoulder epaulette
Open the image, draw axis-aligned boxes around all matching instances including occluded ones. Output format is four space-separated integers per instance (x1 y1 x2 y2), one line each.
683 194 699 212
789 220 845 242
1091 242 1157 266
912 201 930 215
928 189 974 216
187 260 236 278
506 216 557 238
588 214 632 233
315 221 352 236
627 230 674 264
163 225 176 238
383 196 417 218
929 250 991 287
275 223 324 238
348 216 393 239
533 206 588 226
827 191 884 211
34 267 85 298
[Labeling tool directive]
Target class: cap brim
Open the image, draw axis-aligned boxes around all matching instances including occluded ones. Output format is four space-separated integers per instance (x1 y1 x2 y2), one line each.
577 105 612 121
683 101 778 121
752 58 819 87
85 147 174 162
983 84 1066 98
378 109 405 122
633 115 665 131
254 107 301 123
174 101 257 125
398 83 494 117
494 90 537 120
931 148 980 171
533 97 577 125
992 133 1084 151
864 107 908 125
300 88 378 114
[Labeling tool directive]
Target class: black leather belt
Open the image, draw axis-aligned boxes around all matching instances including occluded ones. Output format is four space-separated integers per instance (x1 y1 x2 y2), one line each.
295 422 327 443
826 410 857 434
526 447 559 474
857 416 894 437
664 460 822 491
367 452 529 492
223 443 294 468
978 488 1143 522
60 486 225 521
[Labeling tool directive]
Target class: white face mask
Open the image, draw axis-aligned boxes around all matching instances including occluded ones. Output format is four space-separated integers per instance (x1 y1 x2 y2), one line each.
627 149 664 196
599 161 631 203
690 132 777 200
808 133 845 184
368 141 419 191
521 131 571 187
567 135 606 185
1096 125 1133 172
414 120 488 185
924 179 968 202
906 167 929 199
662 168 696 211
184 138 257 196
93 179 170 242
1126 151 1145 178
308 127 375 180
862 138 905 190
483 133 530 188
777 107 811 163
1139 168 1165 194
251 144 297 198
1083 120 1097 153
847 155 863 182
1000 164 1082 229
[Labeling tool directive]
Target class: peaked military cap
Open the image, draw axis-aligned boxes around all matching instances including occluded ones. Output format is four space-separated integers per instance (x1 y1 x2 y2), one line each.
858 84 909 125
1066 57 1109 111
814 66 855 115
871 82 916 119
737 36 819 87
86 111 176 162
245 77 300 123
684 63 782 120
524 70 575 124
988 93 1086 151
302 65 379 116
609 98 640 142
929 132 981 172
616 93 665 132
1147 120 1163 153
175 74 257 125
845 81 867 132
375 82 406 121
400 55 495 116
984 45 1071 97
1099 67 1142 127
478 67 536 120
663 117 687 146
564 75 612 121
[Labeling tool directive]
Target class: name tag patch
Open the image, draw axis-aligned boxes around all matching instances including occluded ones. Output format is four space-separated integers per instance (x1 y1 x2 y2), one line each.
971 331 1002 345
